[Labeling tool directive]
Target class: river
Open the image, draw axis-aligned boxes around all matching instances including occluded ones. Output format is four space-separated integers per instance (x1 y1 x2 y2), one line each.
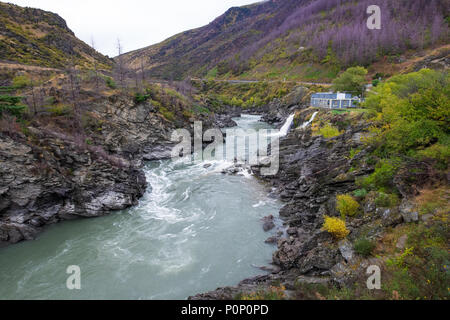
0 114 282 300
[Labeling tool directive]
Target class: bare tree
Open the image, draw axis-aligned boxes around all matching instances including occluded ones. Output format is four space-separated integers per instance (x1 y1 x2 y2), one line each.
140 56 146 84
116 38 126 88
29 79 38 115
26 76 46 116
64 56 82 132
134 66 140 90
90 36 100 93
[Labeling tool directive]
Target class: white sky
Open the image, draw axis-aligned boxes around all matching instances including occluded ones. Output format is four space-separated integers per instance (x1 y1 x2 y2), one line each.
6 0 260 57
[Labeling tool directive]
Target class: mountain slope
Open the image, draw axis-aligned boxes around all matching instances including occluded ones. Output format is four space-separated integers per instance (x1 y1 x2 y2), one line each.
121 0 299 79
122 0 449 81
0 2 112 69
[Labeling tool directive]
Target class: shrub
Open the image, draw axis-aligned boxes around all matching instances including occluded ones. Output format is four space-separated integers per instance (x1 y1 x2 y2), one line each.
364 69 449 157
336 194 360 218
45 104 71 116
354 238 376 257
159 107 175 122
240 285 286 300
134 93 150 104
192 104 210 115
375 192 399 208
362 159 398 191
12 75 30 89
0 94 26 118
317 123 342 138
349 148 361 159
182 109 193 119
105 77 117 89
149 99 162 109
384 219 449 299
332 67 368 97
417 143 450 170
353 188 368 198
323 216 349 240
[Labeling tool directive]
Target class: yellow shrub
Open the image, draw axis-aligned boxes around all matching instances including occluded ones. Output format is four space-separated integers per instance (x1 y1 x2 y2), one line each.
336 194 360 218
323 216 349 239
316 123 342 138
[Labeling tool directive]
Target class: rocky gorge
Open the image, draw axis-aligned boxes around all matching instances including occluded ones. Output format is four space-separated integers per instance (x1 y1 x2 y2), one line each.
190 89 434 300
0 80 447 300
0 89 213 245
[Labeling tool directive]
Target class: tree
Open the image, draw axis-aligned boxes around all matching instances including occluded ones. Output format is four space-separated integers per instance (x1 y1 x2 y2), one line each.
64 56 82 132
0 93 26 118
140 56 146 83
90 36 100 92
116 38 126 88
332 66 368 97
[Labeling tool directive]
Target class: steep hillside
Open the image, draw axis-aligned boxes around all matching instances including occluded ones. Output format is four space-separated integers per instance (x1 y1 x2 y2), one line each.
121 0 299 79
0 2 213 244
122 0 449 81
0 2 112 69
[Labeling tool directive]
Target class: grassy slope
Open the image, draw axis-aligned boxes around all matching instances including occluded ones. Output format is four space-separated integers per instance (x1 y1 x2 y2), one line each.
0 2 113 70
120 0 297 80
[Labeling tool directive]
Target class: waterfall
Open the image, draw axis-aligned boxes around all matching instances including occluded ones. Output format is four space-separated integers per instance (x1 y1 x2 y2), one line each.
300 111 319 129
278 114 295 137
276 112 318 137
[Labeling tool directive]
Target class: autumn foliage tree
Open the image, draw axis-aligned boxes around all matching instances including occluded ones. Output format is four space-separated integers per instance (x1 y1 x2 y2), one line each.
332 66 368 96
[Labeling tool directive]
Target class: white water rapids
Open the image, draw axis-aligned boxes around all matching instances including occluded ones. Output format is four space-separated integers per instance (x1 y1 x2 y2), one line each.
0 115 282 300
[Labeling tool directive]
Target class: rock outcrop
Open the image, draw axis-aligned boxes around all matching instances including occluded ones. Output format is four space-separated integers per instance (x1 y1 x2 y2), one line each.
0 133 146 244
189 107 407 300
0 93 187 245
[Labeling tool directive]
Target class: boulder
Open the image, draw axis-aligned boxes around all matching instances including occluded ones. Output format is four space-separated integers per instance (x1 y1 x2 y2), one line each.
338 240 354 262
399 200 419 223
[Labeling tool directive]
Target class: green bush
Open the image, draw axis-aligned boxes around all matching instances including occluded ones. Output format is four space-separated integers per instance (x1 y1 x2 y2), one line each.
333 66 368 97
159 107 175 122
349 148 361 159
105 77 117 89
417 142 450 170
362 159 398 191
134 93 150 104
375 192 399 208
0 86 15 93
12 75 30 89
353 188 368 198
45 104 71 116
354 238 376 257
0 104 26 118
336 194 360 218
192 104 210 115
0 94 26 118
384 220 449 299
364 69 449 157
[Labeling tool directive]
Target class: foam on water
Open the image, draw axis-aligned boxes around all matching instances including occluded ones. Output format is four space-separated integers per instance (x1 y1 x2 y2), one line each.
0 114 282 300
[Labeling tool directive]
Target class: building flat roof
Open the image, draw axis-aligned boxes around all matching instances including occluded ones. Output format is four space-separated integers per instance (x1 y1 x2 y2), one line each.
311 92 357 99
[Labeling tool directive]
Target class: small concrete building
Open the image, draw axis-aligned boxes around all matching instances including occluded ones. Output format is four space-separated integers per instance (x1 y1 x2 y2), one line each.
310 92 361 109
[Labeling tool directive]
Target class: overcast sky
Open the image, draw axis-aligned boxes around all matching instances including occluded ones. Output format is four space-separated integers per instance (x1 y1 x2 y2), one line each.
7 0 260 57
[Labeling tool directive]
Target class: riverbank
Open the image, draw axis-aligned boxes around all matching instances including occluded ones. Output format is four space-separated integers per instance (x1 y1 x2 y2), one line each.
190 79 449 300
0 114 284 299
